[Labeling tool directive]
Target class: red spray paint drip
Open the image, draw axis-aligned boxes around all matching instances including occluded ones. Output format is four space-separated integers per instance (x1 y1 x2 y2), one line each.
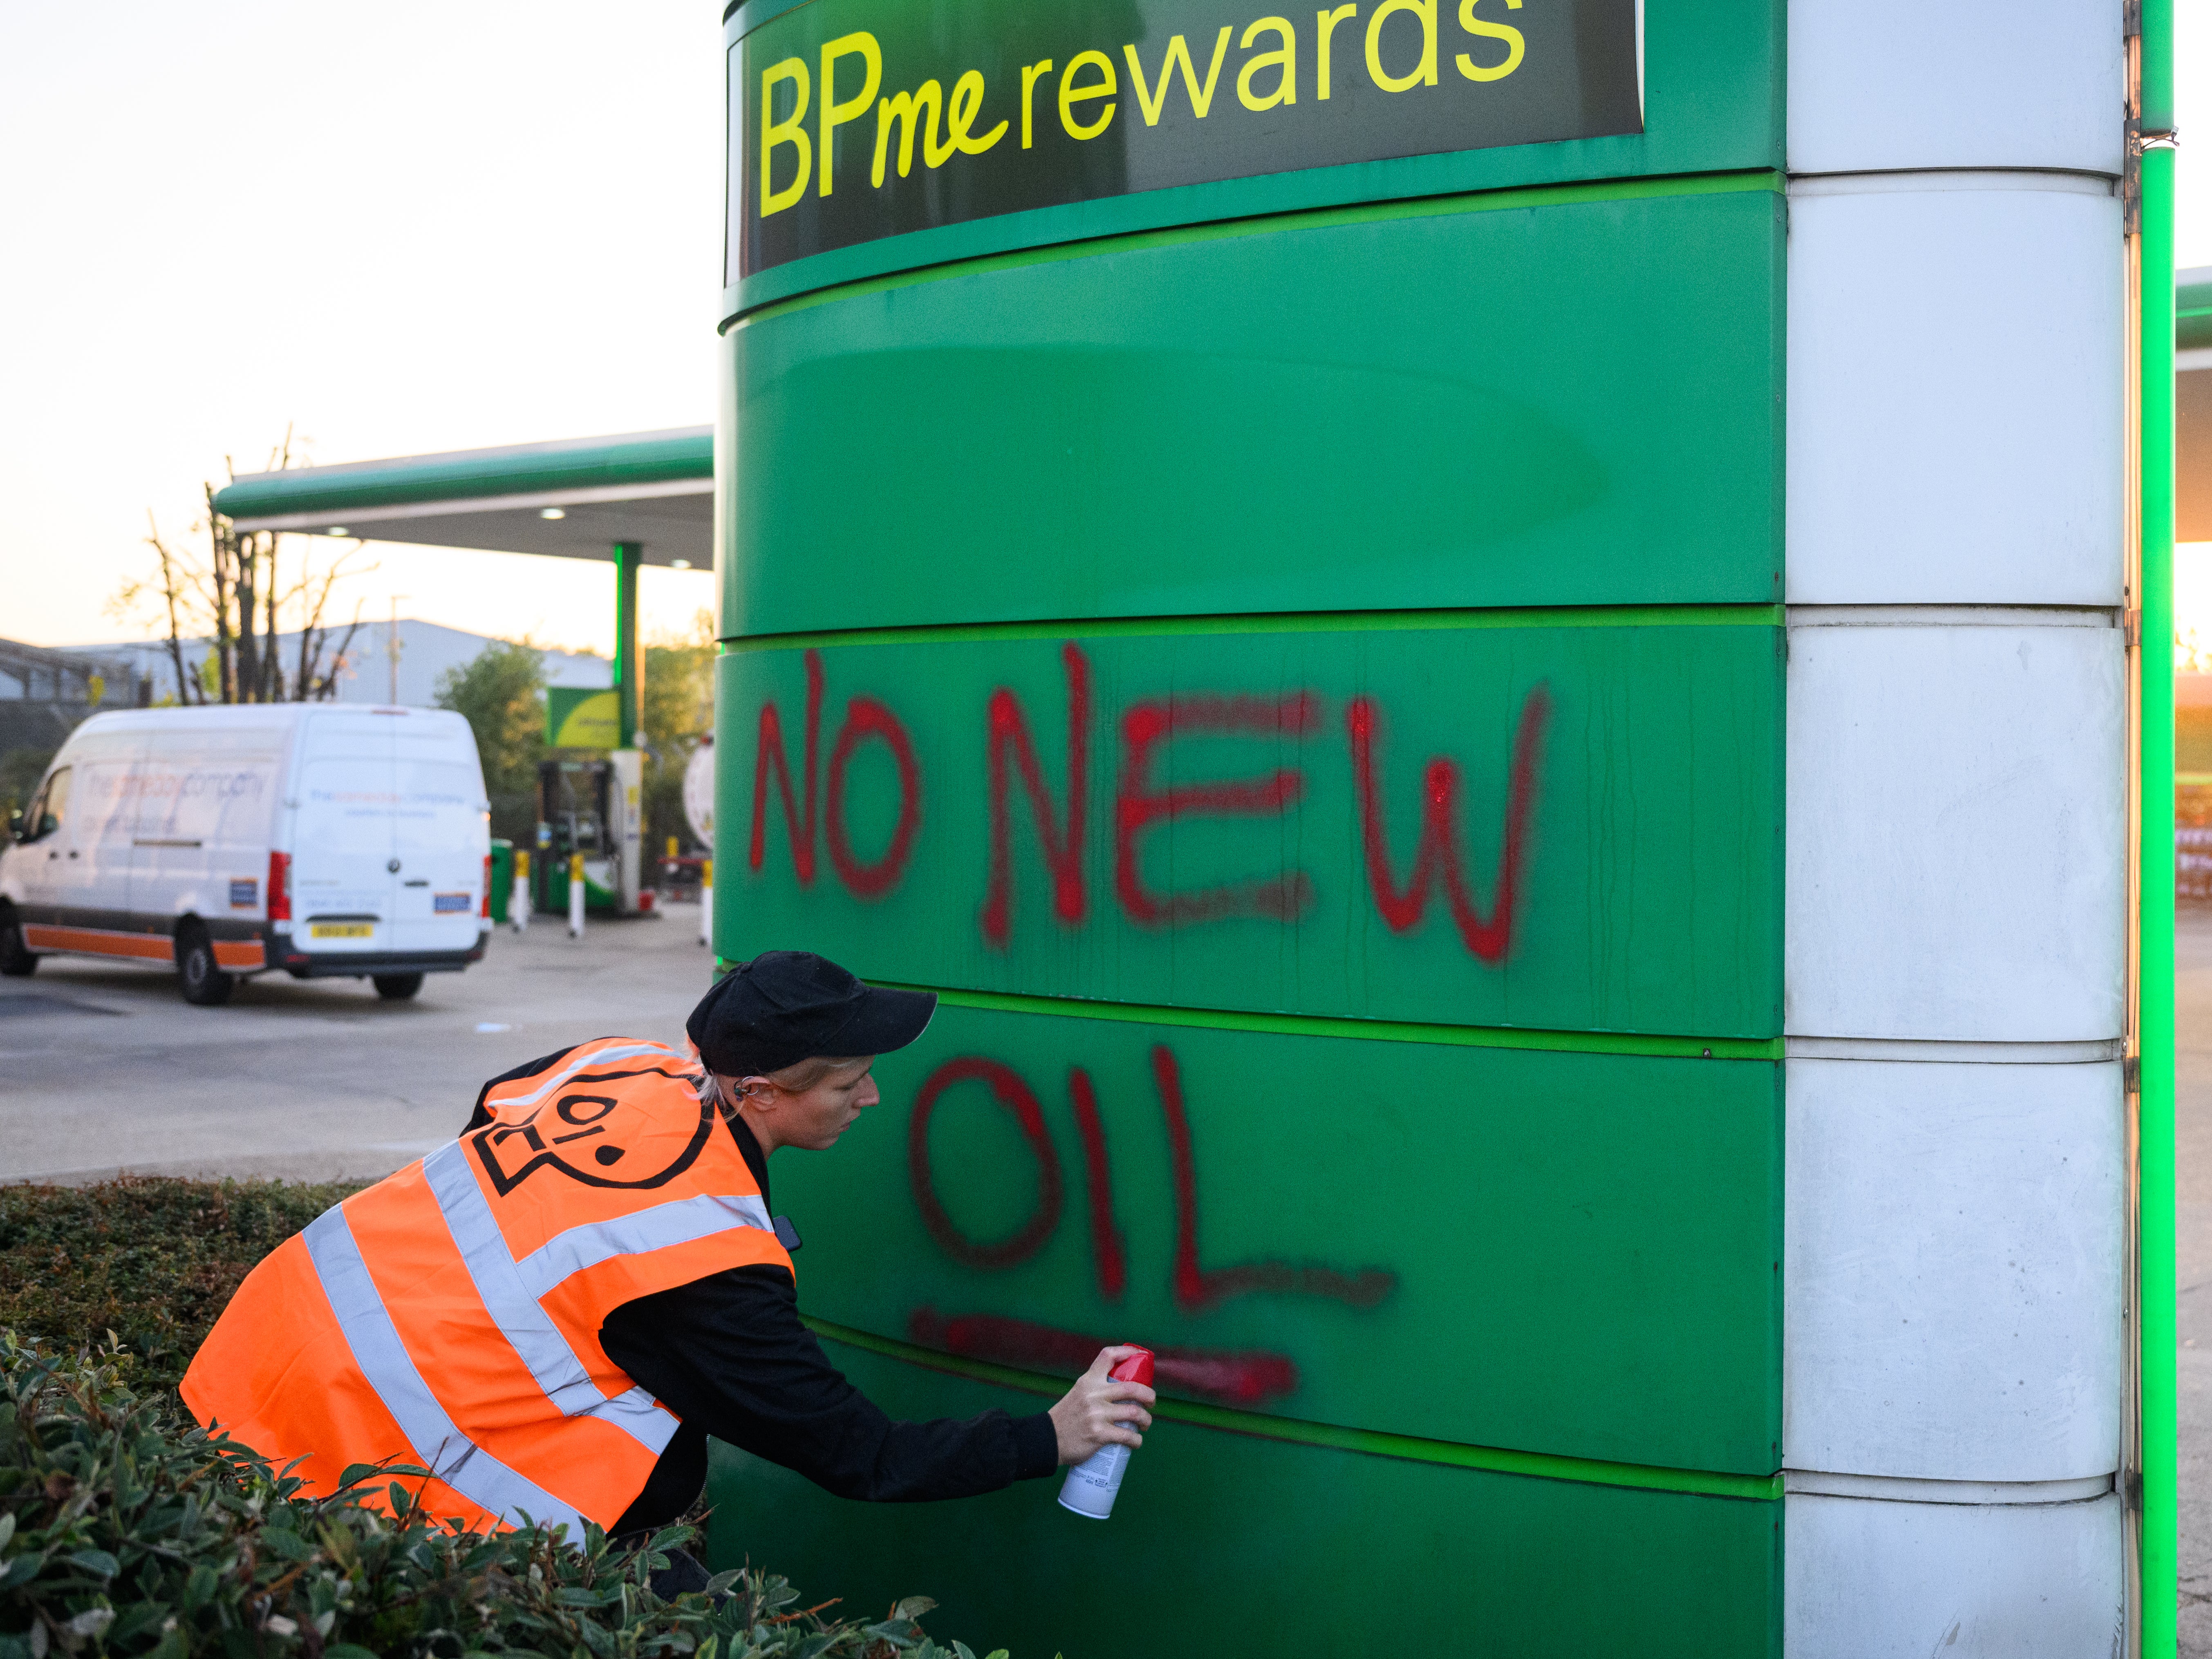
907 1059 1063 1269
1066 1066 1127 1301
749 649 824 884
1113 692 1320 926
1345 683 1550 962
981 642 1090 948
1151 1045 1397 1313
824 694 922 896
909 1308 1297 1407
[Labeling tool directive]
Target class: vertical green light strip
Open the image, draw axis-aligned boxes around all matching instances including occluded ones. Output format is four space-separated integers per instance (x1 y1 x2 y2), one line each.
2138 0 2178 1644
613 542 643 748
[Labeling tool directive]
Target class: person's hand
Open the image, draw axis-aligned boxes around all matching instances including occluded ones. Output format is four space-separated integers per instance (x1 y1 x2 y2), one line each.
1049 1346 1157 1466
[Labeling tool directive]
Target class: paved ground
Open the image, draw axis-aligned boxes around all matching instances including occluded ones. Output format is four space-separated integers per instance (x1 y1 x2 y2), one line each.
2178 906 2212 1650
0 904 717 1185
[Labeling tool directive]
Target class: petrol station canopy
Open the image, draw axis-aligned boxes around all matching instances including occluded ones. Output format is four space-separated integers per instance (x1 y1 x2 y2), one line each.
210 426 712 568
2177 268 2212 541
212 425 711 749
211 282 2212 555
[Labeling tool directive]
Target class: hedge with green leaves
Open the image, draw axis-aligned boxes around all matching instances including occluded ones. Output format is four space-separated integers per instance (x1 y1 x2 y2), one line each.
0 1179 1024 1659
0 1180 363 1397
0 1336 1005 1659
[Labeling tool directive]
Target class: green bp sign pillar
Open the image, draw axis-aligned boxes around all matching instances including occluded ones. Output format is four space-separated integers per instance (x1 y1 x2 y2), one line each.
710 0 2145 1649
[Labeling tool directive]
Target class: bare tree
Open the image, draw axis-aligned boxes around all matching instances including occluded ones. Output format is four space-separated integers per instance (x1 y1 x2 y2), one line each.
110 428 373 703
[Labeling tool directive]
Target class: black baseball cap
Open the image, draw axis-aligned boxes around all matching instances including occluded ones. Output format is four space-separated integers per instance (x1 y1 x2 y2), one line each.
687 950 936 1078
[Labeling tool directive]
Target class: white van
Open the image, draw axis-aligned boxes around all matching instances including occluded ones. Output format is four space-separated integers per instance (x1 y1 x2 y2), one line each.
0 705 492 1005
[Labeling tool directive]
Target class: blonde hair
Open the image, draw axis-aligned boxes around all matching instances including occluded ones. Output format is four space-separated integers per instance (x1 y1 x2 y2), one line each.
762 1055 867 1092
708 1057 868 1121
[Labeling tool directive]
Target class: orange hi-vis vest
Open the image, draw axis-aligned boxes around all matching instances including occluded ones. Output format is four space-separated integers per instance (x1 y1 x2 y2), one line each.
181 1037 793 1536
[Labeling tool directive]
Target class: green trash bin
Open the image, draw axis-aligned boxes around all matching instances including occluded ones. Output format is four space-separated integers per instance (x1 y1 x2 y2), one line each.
488 839 513 925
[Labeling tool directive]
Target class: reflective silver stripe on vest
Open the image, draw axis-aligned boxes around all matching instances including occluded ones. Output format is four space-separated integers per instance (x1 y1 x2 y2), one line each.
493 1041 691 1110
515 1191 778 1301
421 1143 681 1458
302 1206 589 1536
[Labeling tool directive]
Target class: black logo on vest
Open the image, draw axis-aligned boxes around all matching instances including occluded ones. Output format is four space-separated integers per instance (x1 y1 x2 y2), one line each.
470 1068 717 1195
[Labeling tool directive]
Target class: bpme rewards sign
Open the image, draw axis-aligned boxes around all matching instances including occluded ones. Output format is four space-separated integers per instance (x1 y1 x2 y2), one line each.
727 0 1642 277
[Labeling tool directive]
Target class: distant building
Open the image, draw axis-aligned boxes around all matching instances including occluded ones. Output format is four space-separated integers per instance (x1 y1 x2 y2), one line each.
0 638 142 761
0 622 609 761
51 620 607 709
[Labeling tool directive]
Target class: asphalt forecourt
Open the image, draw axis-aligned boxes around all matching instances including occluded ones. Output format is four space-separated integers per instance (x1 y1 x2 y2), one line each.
2179 905 2212 1650
0 902 715 1187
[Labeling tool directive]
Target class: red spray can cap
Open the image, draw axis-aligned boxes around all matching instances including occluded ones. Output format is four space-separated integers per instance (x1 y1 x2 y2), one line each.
1110 1347 1155 1387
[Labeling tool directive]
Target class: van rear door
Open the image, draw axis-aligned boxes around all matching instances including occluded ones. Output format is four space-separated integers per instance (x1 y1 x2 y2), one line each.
385 748 488 956
293 752 400 955
291 712 487 960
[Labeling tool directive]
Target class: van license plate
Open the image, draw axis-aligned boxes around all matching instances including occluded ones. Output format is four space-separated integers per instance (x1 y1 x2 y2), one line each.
311 922 375 939
433 893 471 913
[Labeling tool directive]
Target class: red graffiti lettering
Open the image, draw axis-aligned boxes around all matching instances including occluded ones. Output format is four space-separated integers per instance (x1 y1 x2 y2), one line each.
747 649 824 884
901 1046 1397 1406
908 1308 1298 1407
1346 685 1551 963
750 653 921 899
908 1057 1063 1268
980 643 1090 949
1067 1066 1126 1301
825 696 921 897
1114 693 1320 926
1153 1045 1396 1312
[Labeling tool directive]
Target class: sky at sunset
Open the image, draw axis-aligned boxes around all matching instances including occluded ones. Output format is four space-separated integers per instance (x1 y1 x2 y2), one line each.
5 2 2212 660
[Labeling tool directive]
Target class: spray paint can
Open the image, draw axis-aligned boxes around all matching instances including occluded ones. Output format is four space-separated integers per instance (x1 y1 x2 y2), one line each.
1057 1348 1154 1520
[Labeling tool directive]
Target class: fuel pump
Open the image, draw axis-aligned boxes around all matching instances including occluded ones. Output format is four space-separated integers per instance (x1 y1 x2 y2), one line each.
610 747 646 915
534 751 653 917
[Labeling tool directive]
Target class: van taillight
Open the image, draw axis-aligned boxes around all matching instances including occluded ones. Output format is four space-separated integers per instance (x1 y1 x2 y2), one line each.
268 850 292 921
481 854 492 919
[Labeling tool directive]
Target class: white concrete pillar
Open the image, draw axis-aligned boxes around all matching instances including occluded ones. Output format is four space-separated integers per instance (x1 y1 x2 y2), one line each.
1784 0 2131 1647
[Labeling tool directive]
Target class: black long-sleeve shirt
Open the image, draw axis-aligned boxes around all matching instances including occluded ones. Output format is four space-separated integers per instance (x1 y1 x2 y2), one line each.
467 1089 1058 1532
601 1259 1058 1531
